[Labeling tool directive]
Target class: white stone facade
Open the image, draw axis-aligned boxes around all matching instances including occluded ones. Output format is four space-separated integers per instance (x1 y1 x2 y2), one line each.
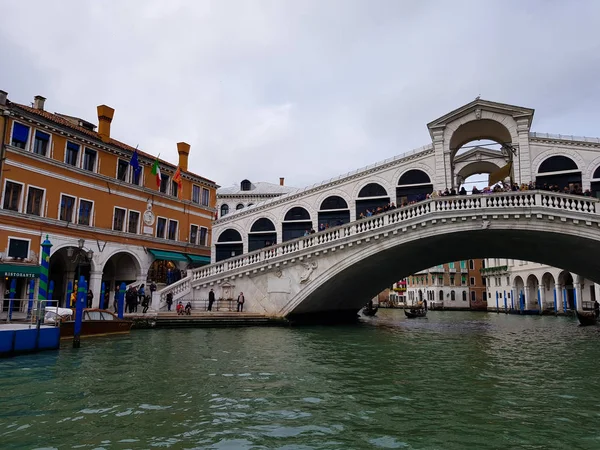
483 258 598 313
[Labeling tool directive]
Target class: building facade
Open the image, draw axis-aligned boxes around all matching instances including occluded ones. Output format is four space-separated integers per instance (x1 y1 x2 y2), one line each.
0 91 217 306
482 259 599 313
405 260 487 310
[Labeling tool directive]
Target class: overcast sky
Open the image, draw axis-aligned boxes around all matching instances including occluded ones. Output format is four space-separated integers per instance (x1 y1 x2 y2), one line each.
2 0 599 189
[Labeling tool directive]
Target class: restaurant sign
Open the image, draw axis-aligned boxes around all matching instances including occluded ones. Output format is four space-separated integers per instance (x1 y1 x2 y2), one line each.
0 264 41 278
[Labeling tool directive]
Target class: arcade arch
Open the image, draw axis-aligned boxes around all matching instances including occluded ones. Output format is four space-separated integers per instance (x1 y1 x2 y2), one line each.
356 183 389 218
215 228 243 262
536 155 582 191
248 218 277 252
318 196 350 228
396 169 433 205
282 207 312 242
558 271 575 310
526 274 539 310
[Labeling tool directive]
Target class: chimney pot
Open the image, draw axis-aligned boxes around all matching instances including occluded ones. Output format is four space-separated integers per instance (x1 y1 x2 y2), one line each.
97 105 115 143
279 177 284 186
177 142 190 171
34 95 46 110
0 90 7 106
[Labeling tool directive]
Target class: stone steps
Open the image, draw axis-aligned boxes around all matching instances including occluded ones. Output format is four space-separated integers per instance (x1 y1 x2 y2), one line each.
127 312 287 329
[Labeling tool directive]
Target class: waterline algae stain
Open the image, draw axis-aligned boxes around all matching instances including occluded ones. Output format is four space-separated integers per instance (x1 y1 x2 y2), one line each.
1 311 600 449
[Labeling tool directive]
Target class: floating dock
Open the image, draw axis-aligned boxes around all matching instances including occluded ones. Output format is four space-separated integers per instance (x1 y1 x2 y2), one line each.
0 323 61 357
127 312 287 329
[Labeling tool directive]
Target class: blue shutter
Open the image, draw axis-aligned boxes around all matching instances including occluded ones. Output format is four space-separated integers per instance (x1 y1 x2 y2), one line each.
12 122 30 142
35 130 50 141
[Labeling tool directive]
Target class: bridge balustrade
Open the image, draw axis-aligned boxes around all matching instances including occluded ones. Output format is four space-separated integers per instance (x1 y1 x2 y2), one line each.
157 190 599 306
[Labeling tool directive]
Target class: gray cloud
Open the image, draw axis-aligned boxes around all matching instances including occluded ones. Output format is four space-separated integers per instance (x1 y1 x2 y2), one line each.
1 0 599 188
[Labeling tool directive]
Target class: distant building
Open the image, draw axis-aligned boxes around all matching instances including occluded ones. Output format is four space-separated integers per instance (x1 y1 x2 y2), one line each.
216 178 298 218
0 90 217 305
482 259 598 313
405 260 487 310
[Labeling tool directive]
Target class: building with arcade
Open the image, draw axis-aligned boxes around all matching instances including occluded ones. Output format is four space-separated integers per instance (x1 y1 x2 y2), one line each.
0 90 217 306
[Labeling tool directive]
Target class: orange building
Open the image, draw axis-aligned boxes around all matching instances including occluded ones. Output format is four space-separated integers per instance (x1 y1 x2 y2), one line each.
0 91 218 306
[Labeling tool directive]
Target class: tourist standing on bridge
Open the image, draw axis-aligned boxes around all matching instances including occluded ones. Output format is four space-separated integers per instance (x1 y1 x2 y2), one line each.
237 292 245 312
208 289 215 311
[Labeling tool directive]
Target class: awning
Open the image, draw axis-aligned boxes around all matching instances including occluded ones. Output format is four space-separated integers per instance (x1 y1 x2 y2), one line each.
148 249 189 262
186 254 210 265
0 264 41 278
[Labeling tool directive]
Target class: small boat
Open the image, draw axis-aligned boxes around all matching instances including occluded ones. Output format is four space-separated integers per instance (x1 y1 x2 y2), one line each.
404 307 427 319
362 305 379 316
575 310 598 326
46 308 133 339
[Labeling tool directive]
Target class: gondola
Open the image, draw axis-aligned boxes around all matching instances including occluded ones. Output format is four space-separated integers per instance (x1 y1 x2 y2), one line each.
575 310 598 326
404 307 427 319
362 305 378 317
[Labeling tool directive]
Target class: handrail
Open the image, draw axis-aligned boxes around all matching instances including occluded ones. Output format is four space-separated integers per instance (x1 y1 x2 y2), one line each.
203 190 597 278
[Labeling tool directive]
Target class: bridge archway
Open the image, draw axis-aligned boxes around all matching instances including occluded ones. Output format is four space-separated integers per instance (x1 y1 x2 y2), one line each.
248 218 277 252
215 228 243 262
540 272 556 310
318 196 350 228
282 206 312 241
356 183 389 218
396 169 433 205
536 156 582 191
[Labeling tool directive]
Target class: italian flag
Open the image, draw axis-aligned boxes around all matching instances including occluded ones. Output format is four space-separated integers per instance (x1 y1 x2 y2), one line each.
151 158 161 189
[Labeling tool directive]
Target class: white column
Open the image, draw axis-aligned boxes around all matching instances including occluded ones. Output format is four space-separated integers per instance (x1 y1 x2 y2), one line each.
89 271 103 308
574 282 583 312
524 285 530 310
555 283 562 311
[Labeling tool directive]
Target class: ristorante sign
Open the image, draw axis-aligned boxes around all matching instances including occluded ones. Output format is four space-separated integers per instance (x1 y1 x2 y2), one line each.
0 264 41 278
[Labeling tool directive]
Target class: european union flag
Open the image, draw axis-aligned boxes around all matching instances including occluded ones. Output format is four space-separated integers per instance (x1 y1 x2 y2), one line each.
130 148 141 173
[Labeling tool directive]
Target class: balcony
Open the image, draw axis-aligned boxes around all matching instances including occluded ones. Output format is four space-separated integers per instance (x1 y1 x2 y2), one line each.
448 267 456 273
480 265 509 275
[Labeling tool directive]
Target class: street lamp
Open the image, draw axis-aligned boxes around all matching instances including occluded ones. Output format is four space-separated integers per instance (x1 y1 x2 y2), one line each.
67 239 94 296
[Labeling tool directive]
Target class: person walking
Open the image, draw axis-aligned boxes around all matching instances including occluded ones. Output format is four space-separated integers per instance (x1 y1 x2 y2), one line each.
208 288 215 311
138 284 145 307
237 292 245 312
86 289 94 308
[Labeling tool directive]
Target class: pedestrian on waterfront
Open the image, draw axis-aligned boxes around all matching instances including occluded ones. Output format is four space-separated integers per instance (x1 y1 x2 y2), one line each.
138 284 145 305
594 300 599 319
177 301 184 315
208 288 215 311
87 289 93 308
142 294 150 314
237 292 245 312
166 292 173 311
185 302 192 315
150 281 157 294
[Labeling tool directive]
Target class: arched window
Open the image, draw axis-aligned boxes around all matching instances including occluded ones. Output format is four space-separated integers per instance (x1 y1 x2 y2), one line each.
397 169 433 205
248 218 277 252
462 291 467 302
320 196 348 210
220 204 229 217
451 290 456 301
284 207 310 221
398 169 431 185
439 290 443 301
236 203 245 210
471 291 476 302
358 183 387 198
538 156 578 173
250 218 276 232
217 229 242 242
240 179 252 191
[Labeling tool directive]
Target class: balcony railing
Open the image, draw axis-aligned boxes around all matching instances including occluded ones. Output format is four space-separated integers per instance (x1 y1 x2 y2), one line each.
480 265 509 275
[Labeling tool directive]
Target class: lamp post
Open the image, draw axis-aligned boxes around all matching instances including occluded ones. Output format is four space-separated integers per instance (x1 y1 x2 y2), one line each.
67 239 94 303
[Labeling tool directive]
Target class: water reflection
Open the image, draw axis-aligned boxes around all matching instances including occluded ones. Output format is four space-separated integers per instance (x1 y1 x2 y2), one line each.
1 311 600 449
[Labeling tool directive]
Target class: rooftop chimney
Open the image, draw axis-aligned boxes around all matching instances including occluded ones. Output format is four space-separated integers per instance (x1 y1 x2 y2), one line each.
177 142 190 171
279 177 284 186
97 105 115 143
34 95 46 110
0 90 7 106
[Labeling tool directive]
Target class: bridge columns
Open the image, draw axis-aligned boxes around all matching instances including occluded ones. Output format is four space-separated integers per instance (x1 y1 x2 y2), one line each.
574 282 583 312
516 118 533 184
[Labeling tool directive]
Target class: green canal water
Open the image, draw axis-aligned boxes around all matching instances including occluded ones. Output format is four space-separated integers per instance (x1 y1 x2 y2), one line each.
2 310 600 449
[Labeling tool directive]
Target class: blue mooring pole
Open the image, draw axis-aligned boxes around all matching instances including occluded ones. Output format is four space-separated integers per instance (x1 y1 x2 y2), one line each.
520 291 525 313
574 288 578 312
495 291 499 313
553 288 558 315
99 282 106 310
73 276 87 348
65 281 73 309
8 278 16 322
26 279 35 320
503 290 507 313
563 289 567 313
538 288 542 315
118 282 126 319
48 280 55 306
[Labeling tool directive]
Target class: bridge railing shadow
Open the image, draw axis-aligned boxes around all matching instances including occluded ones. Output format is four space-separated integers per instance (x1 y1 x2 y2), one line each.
158 190 599 305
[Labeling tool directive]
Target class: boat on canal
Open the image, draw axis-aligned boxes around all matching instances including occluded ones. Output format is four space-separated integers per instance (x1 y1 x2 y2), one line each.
404 306 427 319
575 310 597 326
44 307 133 339
362 305 379 316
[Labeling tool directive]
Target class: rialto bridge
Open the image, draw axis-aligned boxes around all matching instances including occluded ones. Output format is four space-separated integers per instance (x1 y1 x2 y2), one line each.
157 99 600 320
